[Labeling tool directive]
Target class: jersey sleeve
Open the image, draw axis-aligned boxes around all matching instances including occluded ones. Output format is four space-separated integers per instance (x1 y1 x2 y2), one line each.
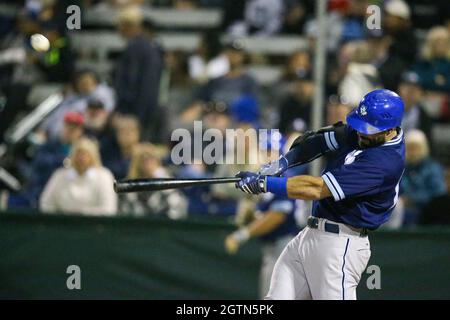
285 123 358 167
322 153 387 201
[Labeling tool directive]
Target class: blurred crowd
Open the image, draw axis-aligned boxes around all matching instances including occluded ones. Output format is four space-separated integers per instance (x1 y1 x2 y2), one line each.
0 0 449 230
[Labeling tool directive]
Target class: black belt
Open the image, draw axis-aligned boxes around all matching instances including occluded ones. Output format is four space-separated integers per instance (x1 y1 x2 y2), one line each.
307 217 368 237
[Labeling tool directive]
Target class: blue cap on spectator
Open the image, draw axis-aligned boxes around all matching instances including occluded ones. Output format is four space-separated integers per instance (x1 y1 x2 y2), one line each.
230 94 259 125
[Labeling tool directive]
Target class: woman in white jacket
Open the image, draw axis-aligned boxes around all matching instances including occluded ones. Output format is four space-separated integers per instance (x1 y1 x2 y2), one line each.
338 41 380 107
40 137 118 216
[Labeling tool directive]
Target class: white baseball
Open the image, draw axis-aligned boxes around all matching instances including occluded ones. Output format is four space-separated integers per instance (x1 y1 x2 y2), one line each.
31 33 50 52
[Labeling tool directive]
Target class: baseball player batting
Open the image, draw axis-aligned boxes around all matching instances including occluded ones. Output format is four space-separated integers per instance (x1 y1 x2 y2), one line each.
235 89 405 300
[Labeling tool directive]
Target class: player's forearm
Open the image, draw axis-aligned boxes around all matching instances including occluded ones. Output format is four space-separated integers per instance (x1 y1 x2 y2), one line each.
263 175 331 200
286 175 327 200
246 211 286 238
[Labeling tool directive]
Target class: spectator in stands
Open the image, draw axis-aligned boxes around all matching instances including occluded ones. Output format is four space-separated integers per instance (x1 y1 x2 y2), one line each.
280 0 310 34
338 41 380 107
303 0 347 53
227 0 284 37
165 51 191 89
413 26 450 93
270 49 311 108
400 130 447 225
282 50 311 83
326 95 352 125
119 143 187 219
182 39 258 124
327 30 378 96
42 68 115 141
398 71 432 137
202 101 232 134
72 69 116 112
421 167 450 225
15 112 84 208
83 99 120 175
378 0 417 91
84 99 115 141
101 115 140 180
278 71 313 134
164 50 196 126
115 6 165 141
40 137 117 216
188 31 229 83
339 0 369 43
200 39 257 106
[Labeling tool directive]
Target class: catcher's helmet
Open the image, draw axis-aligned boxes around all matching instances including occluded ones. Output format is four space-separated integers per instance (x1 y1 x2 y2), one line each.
346 89 404 135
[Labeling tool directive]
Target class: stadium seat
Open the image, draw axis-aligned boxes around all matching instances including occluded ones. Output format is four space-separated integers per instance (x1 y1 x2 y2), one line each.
83 6 223 29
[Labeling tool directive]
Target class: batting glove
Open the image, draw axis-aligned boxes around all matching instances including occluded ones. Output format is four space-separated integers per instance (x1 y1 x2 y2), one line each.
258 155 288 176
235 171 267 195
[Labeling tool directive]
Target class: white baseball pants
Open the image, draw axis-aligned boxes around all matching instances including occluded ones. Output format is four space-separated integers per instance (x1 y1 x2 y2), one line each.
265 218 371 300
259 235 293 299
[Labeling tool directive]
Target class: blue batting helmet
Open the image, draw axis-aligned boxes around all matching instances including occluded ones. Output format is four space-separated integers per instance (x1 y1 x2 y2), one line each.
346 89 404 135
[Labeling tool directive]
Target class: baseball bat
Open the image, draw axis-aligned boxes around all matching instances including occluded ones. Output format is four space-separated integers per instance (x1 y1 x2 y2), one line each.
114 177 241 193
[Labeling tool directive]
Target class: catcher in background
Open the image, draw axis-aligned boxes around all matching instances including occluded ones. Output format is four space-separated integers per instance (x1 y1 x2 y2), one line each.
235 89 405 300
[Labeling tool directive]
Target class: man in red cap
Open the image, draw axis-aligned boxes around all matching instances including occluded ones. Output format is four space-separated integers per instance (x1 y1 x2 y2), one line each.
63 111 84 127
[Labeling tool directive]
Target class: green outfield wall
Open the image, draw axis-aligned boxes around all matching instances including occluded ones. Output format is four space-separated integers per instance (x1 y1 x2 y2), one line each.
0 212 449 299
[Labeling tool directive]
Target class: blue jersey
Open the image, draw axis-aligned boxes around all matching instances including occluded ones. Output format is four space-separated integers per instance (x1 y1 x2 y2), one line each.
313 129 405 230
257 193 299 242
